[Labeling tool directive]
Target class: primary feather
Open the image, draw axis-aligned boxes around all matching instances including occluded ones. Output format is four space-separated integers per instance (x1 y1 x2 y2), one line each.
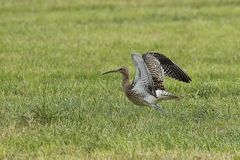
143 52 192 83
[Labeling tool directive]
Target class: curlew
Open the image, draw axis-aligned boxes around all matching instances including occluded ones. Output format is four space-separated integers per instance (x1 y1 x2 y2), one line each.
102 52 191 113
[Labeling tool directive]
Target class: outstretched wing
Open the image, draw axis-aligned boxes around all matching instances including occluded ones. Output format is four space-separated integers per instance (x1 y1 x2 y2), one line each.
143 52 192 84
142 53 165 90
131 53 156 97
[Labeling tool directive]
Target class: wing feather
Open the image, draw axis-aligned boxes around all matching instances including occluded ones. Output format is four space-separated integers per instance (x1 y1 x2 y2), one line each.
131 53 156 97
142 53 165 90
143 52 192 83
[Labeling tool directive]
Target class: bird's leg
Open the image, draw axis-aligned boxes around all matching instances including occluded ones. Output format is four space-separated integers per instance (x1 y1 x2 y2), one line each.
150 104 166 114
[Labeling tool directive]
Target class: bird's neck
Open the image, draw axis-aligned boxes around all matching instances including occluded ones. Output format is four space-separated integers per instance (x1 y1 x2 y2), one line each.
121 72 131 91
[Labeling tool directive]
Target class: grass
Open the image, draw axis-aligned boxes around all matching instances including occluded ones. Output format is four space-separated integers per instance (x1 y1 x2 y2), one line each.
0 0 240 159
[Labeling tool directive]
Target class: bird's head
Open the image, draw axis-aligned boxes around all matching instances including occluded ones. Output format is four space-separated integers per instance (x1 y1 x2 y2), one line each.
102 67 129 75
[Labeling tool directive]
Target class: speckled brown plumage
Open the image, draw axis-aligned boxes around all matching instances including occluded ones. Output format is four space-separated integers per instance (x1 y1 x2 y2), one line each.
142 53 165 91
102 52 191 113
143 52 191 83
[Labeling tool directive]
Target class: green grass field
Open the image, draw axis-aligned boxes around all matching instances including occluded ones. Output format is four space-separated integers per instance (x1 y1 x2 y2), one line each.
0 0 240 159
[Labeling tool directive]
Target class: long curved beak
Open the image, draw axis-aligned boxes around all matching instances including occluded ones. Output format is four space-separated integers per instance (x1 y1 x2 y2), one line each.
102 69 119 75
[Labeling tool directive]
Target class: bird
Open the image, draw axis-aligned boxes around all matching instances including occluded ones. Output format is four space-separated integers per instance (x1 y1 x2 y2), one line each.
102 51 191 113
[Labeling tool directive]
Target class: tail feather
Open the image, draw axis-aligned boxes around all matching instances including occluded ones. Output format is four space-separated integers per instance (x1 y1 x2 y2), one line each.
156 90 180 101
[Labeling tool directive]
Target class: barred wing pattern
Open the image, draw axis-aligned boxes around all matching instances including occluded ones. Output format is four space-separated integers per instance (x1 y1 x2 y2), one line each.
131 54 156 97
142 53 165 90
143 52 191 83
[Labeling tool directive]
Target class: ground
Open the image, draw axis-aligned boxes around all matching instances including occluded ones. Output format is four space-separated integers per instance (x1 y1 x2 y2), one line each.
0 0 240 159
